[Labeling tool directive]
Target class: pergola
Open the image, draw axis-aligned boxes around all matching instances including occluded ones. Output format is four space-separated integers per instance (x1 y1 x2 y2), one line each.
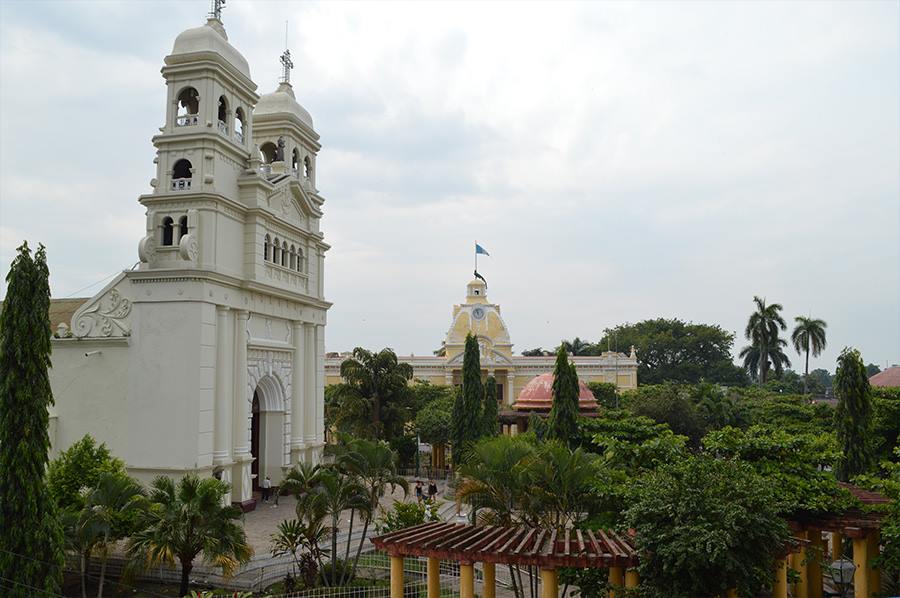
372 521 641 598
776 484 889 598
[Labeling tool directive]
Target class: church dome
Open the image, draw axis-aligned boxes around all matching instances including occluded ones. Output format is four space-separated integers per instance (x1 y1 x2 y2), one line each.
256 82 314 130
514 373 598 411
171 18 251 80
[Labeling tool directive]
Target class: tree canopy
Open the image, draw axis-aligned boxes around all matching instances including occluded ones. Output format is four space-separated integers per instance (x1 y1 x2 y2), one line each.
598 318 747 385
452 334 483 465
0 242 65 597
834 347 875 481
547 347 580 446
740 296 791 385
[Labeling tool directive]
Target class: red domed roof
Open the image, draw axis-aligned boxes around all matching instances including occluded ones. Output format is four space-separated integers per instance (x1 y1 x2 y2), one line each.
514 373 598 411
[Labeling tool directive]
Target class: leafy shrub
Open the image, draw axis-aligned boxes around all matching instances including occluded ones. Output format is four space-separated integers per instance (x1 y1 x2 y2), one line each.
375 500 440 534
46 435 127 511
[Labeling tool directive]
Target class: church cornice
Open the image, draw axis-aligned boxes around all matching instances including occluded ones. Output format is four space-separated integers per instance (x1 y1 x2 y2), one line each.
151 130 251 162
253 117 321 147
139 191 248 217
125 268 332 311
162 55 258 98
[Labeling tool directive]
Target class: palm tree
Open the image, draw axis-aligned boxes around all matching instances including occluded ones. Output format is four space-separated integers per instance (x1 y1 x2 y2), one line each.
333 438 408 582
740 296 791 385
83 473 145 598
309 468 370 585
127 475 252 597
558 337 594 356
791 316 827 393
335 348 414 440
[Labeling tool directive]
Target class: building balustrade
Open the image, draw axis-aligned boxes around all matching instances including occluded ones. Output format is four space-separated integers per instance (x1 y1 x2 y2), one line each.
234 130 244 143
217 120 228 134
171 178 192 191
175 114 199 127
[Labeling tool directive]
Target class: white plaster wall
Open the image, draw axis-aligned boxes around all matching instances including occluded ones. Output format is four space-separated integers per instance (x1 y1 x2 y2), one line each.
126 299 203 473
49 341 130 460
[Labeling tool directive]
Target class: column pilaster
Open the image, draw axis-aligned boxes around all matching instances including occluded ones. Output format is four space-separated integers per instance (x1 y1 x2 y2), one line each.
213 306 232 466
303 323 316 458
231 310 253 507
290 321 306 465
506 373 516 405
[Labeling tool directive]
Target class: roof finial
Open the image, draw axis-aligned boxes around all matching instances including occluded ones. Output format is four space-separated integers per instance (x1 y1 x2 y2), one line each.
209 0 225 21
280 22 294 85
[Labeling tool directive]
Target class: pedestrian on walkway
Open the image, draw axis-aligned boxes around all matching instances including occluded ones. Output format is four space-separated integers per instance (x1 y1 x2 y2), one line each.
427 479 438 501
415 480 424 503
261 475 272 503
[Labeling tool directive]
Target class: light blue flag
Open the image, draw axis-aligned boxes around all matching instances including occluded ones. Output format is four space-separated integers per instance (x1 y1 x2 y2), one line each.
475 243 490 256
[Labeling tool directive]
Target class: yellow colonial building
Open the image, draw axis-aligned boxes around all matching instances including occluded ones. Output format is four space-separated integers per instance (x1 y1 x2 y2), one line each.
325 278 637 417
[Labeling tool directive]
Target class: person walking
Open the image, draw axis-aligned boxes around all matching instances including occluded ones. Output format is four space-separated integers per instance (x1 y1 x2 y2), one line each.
261 475 272 503
415 480 424 503
427 479 438 502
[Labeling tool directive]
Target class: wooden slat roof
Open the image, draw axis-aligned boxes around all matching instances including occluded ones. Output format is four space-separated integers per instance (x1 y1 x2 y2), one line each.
371 522 638 568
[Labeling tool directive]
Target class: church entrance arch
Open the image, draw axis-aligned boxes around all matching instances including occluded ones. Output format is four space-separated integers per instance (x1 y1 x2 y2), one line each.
249 374 287 492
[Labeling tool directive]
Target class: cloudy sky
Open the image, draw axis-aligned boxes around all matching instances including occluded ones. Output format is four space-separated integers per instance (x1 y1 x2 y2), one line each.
1 0 897 372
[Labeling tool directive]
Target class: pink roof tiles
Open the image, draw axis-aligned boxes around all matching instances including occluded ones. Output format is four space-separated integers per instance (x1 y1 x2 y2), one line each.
514 372 598 411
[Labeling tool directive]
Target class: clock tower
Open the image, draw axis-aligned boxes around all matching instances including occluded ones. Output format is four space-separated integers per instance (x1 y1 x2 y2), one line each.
444 279 514 364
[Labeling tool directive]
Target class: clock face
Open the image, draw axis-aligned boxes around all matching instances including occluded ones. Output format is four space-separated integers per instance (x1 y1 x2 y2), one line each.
472 307 485 320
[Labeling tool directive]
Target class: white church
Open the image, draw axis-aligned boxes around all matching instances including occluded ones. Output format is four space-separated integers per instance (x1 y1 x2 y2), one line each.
45 7 328 510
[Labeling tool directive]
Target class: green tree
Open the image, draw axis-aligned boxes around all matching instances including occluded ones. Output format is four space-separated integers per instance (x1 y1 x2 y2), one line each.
598 319 746 385
587 382 618 409
740 296 791 385
127 474 252 597
331 348 414 441
834 347 875 481
482 375 499 437
625 456 790 598
0 242 65 597
866 363 882 377
547 348 580 446
557 337 595 356
521 347 551 356
47 435 128 511
332 438 408 583
791 316 827 393
622 383 706 445
82 473 146 598
809 368 833 395
452 334 483 465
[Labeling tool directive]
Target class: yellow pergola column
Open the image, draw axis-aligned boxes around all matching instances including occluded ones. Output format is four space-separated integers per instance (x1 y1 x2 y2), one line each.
625 568 639 588
725 589 738 598
773 559 788 598
867 531 881 595
792 531 809 598
427 556 440 598
807 531 824 598
541 568 559 598
460 561 475 598
483 561 496 598
831 532 843 558
390 554 404 598
852 536 869 598
608 566 624 598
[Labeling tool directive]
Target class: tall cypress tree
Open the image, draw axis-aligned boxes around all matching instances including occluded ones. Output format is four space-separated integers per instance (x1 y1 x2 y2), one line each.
547 346 580 446
0 242 65 597
451 334 483 465
834 347 874 481
481 375 499 437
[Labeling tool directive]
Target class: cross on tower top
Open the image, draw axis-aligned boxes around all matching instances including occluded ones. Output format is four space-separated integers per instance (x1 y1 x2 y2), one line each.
209 0 225 21
280 49 294 84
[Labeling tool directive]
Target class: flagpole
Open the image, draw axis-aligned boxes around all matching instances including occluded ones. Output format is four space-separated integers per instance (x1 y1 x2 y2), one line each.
474 240 478 273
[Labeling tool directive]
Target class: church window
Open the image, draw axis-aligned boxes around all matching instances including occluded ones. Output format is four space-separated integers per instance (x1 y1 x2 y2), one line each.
161 217 174 246
259 142 277 164
217 96 228 135
292 149 300 177
234 108 245 143
178 215 188 241
297 247 304 272
272 238 281 264
171 159 192 191
289 245 297 269
303 156 311 179
281 241 288 267
175 87 199 126
264 234 271 261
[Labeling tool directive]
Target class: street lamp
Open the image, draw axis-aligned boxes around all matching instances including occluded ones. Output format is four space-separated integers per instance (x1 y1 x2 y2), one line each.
829 558 856 598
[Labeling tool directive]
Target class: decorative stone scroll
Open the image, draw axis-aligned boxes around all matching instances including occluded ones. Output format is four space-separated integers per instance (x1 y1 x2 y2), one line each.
72 287 132 338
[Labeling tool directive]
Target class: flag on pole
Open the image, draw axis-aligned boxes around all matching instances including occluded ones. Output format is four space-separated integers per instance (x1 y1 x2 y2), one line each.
475 243 490 256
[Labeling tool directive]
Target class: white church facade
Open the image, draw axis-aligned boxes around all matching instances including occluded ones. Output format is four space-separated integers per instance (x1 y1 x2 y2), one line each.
45 11 328 510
